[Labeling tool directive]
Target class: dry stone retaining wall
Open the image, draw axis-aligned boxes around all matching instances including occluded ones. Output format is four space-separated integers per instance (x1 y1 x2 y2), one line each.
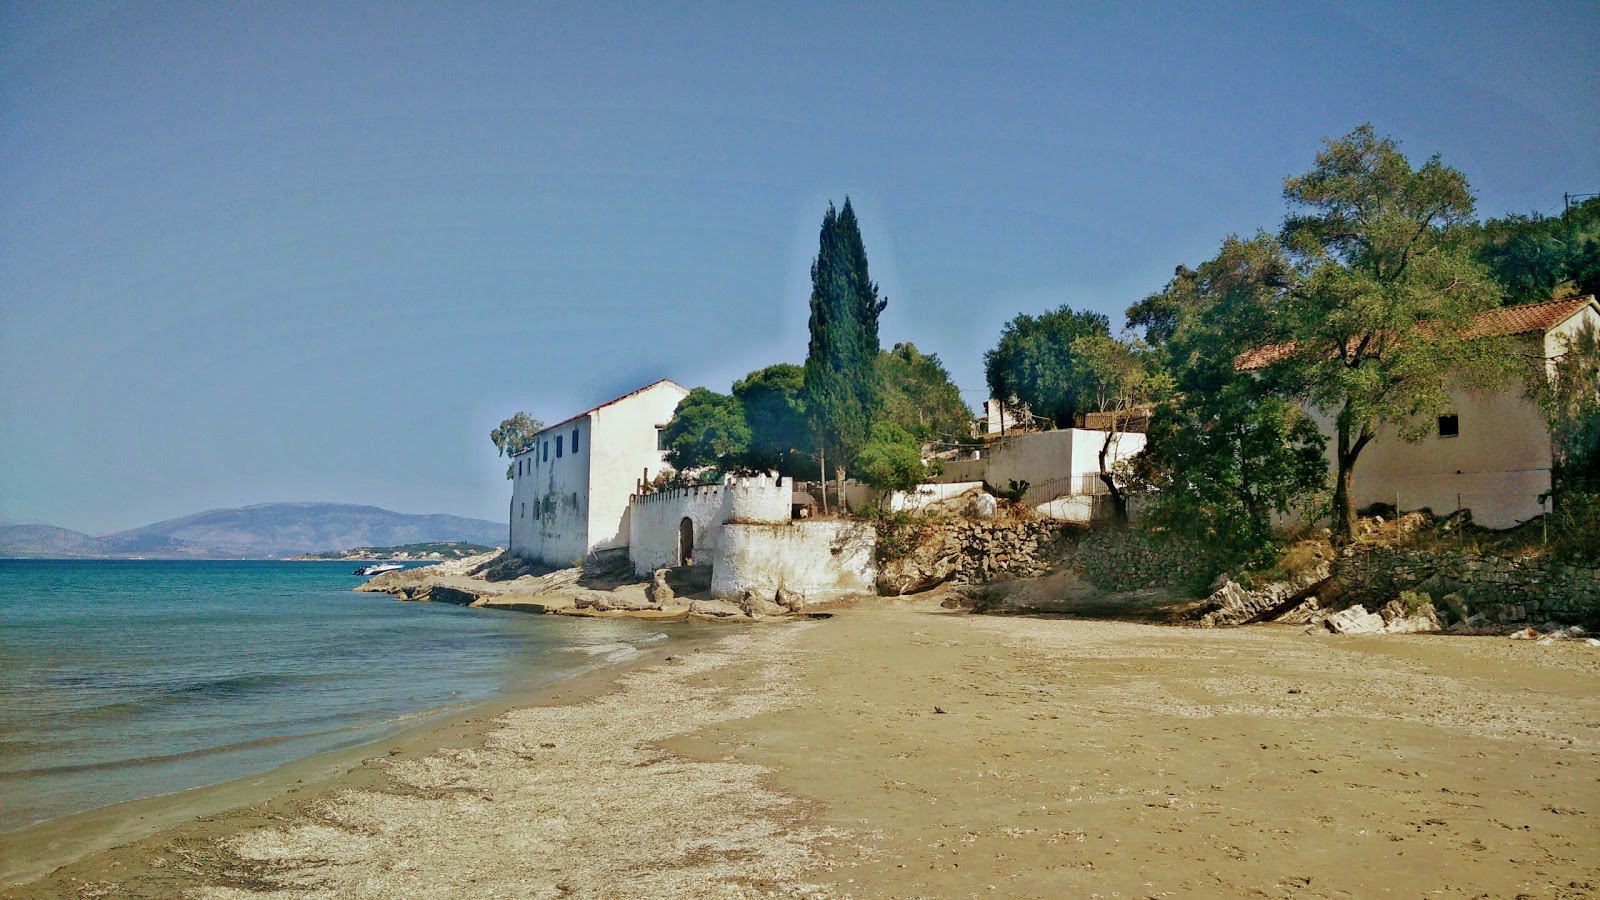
1056 528 1219 593
1332 548 1600 625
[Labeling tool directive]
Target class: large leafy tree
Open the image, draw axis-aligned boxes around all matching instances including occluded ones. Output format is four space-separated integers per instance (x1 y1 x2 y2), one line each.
659 388 750 473
731 363 813 477
1271 125 1510 542
983 305 1111 427
490 412 544 479
1472 196 1600 306
1126 235 1325 563
803 198 886 509
853 423 928 500
876 342 973 444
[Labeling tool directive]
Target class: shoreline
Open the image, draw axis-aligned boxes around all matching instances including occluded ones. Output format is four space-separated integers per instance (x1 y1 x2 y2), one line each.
0 623 725 888
6 601 1597 897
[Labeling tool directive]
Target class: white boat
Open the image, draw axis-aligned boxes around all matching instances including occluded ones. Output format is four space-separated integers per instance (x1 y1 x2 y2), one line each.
353 562 404 576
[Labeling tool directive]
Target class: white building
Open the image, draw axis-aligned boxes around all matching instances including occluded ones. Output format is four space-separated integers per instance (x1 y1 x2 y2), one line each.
509 379 689 567
930 427 1147 515
1238 296 1600 529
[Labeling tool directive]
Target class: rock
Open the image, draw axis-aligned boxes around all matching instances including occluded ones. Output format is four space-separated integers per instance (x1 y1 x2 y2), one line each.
645 568 674 604
1586 638 1600 648
1324 604 1387 635
689 599 741 618
973 493 998 520
738 589 786 618
775 586 806 612
574 590 651 612
1509 627 1539 640
1384 603 1442 634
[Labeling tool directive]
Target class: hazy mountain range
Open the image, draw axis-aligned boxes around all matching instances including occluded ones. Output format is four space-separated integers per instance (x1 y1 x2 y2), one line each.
0 503 506 559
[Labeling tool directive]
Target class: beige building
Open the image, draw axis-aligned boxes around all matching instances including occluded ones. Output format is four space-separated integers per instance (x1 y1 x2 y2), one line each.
509 379 689 567
1239 296 1600 529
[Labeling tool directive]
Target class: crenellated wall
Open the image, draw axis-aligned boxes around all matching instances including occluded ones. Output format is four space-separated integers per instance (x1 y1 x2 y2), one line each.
627 474 791 575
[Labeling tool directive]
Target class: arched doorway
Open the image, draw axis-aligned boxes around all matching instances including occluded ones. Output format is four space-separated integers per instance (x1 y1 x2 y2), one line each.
677 517 694 567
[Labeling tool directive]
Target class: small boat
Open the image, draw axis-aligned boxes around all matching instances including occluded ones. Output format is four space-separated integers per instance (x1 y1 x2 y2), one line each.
353 562 404 576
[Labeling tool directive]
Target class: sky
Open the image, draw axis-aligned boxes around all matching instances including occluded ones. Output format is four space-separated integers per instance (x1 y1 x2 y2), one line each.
2 1 1596 534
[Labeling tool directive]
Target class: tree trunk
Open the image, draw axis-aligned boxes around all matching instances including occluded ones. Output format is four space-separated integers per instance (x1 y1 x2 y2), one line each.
1098 429 1128 523
818 445 828 515
1331 415 1370 544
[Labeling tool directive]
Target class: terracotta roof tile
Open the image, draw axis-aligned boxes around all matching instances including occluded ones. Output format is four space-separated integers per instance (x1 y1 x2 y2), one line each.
1235 296 1596 371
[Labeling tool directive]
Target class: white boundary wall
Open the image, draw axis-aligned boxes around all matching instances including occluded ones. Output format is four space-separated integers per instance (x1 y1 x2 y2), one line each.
710 520 876 601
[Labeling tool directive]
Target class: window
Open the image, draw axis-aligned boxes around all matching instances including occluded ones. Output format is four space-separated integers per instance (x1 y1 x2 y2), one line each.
518 458 523 477
572 428 580 453
520 502 525 518
1438 414 1459 438
657 427 668 451
556 435 564 458
542 441 548 462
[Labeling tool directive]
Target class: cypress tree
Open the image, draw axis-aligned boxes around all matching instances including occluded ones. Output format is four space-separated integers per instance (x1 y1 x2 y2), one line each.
803 198 887 509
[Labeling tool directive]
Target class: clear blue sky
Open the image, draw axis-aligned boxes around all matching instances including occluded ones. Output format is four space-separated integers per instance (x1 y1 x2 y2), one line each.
2 1 1595 533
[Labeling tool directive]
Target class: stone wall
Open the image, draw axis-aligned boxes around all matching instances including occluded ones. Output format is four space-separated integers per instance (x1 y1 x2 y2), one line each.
710 520 876 602
1057 528 1217 593
1331 548 1600 624
875 518 1066 595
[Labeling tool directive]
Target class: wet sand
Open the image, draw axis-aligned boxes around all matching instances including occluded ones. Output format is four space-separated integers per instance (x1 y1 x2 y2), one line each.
5 600 1598 898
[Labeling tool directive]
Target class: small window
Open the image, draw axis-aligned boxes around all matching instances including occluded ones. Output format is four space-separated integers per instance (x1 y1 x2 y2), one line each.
1438 414 1459 438
518 458 524 477
520 502 525 518
657 427 668 451
542 441 548 462
572 428 580 453
556 435 564 458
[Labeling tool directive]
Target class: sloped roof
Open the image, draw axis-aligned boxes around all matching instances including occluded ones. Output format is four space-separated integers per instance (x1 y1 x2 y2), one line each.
513 379 689 455
1235 296 1597 371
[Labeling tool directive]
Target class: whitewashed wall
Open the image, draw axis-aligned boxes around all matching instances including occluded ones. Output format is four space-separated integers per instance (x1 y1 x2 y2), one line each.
710 520 876 601
627 474 790 576
586 382 689 553
1307 355 1555 529
926 429 1145 498
509 416 592 567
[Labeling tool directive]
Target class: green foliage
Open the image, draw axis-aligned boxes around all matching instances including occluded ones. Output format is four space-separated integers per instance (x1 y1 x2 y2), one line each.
853 423 927 498
1000 479 1030 503
983 305 1111 427
866 508 927 565
731 363 814 477
1129 383 1327 569
660 388 750 472
1535 317 1600 562
491 411 544 479
804 198 887 473
1549 488 1600 563
1273 125 1511 540
1471 196 1600 306
876 342 973 444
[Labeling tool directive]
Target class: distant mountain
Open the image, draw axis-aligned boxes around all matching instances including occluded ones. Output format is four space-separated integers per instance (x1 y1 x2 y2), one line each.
0 523 108 557
0 503 506 559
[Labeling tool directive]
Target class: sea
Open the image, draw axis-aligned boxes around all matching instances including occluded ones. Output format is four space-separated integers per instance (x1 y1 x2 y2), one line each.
0 559 682 833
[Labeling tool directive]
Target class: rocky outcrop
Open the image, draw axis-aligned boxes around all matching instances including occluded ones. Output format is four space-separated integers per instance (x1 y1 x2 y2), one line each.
877 518 1059 596
1320 595 1443 635
1324 604 1387 635
1196 564 1331 628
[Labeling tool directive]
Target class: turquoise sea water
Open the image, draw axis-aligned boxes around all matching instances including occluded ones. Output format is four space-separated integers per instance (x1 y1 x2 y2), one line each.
0 559 678 831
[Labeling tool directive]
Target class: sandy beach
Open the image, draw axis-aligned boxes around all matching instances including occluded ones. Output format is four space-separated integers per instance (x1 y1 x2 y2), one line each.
6 599 1598 898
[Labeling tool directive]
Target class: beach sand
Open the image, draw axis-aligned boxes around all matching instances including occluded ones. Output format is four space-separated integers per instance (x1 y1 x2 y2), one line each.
5 599 1598 898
